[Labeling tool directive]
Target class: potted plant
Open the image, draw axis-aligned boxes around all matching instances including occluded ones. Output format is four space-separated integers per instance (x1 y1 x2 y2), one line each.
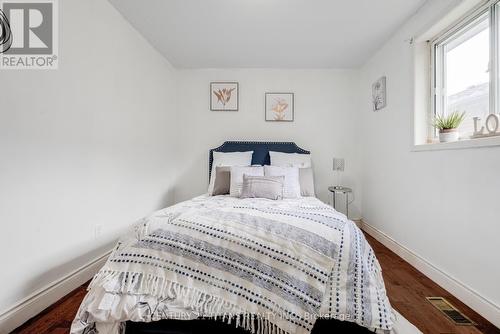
432 111 466 143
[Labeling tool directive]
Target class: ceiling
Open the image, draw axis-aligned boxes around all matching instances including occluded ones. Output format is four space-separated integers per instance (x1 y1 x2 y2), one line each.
109 0 426 69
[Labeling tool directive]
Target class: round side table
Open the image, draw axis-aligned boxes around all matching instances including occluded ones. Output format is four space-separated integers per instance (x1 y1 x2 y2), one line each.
328 186 352 218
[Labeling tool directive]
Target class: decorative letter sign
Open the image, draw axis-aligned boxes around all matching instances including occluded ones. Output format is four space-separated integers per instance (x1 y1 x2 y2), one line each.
486 114 499 134
472 114 500 138
473 117 484 136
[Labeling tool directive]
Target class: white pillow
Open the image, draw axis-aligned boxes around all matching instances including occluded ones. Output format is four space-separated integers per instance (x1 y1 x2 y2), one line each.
240 175 284 200
229 166 264 197
270 151 312 168
299 167 315 197
208 151 253 195
264 165 301 198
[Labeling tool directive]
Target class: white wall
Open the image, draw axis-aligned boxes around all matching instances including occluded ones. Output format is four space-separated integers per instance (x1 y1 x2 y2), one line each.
175 69 362 218
0 0 177 314
4 0 498 329
359 0 500 324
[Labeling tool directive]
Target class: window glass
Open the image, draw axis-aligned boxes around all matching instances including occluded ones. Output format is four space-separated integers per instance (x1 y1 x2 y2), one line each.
435 13 490 136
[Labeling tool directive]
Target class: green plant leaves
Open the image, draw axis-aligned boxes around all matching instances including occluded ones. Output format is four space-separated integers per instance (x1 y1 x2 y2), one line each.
432 111 466 130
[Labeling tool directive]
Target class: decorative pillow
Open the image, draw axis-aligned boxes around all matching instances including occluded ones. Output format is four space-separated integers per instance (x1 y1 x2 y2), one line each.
263 165 301 198
240 175 284 200
299 167 315 197
229 166 264 197
208 151 253 195
269 151 312 168
211 166 231 196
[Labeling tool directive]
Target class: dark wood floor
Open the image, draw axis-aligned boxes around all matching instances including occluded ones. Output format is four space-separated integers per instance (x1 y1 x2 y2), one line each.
12 233 500 334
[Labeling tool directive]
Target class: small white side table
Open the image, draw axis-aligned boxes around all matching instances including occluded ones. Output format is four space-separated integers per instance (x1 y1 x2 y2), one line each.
328 186 352 218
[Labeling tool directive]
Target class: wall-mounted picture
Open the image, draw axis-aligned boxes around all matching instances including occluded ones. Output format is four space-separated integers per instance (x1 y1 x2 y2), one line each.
372 76 387 111
265 93 294 121
210 82 239 111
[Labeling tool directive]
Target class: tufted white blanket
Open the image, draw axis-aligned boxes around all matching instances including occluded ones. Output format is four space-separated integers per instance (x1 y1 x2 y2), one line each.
71 195 394 334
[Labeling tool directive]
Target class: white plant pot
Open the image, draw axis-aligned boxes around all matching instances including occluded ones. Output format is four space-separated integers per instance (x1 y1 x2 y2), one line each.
439 129 459 143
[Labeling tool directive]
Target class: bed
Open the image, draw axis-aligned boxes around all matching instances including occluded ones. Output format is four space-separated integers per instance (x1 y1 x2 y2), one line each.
71 141 395 334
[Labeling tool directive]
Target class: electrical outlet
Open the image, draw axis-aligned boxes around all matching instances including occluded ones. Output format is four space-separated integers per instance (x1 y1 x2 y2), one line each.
94 224 102 239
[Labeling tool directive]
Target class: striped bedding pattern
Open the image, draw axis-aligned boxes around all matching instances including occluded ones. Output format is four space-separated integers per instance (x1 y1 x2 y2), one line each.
71 196 393 334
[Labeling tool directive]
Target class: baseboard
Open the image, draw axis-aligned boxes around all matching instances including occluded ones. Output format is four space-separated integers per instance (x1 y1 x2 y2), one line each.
360 219 500 329
0 250 111 334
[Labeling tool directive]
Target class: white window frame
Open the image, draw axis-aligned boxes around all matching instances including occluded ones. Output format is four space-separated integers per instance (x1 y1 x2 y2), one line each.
429 0 499 139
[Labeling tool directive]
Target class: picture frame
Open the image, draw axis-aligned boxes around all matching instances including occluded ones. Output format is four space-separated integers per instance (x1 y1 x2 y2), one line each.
372 76 387 111
210 82 239 111
265 93 294 122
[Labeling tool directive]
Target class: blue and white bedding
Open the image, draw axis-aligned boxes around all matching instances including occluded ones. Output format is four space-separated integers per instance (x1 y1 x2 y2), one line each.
71 195 394 334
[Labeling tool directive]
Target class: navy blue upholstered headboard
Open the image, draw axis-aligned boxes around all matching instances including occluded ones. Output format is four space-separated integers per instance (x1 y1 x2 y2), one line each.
209 141 310 179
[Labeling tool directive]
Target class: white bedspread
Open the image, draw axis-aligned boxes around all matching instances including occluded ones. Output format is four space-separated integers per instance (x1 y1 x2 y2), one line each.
71 195 395 334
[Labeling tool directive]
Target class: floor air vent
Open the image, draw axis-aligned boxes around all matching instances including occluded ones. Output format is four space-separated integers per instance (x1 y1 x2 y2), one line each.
426 297 476 326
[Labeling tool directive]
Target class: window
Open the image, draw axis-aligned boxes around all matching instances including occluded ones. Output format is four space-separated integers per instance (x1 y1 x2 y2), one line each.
431 1 500 138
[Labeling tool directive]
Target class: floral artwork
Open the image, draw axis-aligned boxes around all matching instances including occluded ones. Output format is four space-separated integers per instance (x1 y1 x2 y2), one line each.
210 82 238 111
271 98 289 120
372 76 387 111
265 93 294 121
213 88 235 106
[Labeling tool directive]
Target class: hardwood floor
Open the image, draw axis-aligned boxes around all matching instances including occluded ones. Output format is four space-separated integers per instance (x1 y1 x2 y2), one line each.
12 284 88 334
12 233 500 334
365 234 499 334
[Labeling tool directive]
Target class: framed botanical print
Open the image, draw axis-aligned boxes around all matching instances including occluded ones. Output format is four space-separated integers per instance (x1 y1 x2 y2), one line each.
265 93 294 121
372 76 386 111
210 82 239 111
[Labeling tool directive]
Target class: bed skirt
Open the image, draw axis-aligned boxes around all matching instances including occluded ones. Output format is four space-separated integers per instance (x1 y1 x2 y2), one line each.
125 317 374 334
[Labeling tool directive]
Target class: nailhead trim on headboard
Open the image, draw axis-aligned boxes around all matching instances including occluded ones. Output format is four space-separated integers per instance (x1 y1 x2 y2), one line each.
208 141 310 181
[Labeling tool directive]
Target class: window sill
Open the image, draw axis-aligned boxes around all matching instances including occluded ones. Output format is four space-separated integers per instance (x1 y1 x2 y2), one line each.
411 135 500 152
